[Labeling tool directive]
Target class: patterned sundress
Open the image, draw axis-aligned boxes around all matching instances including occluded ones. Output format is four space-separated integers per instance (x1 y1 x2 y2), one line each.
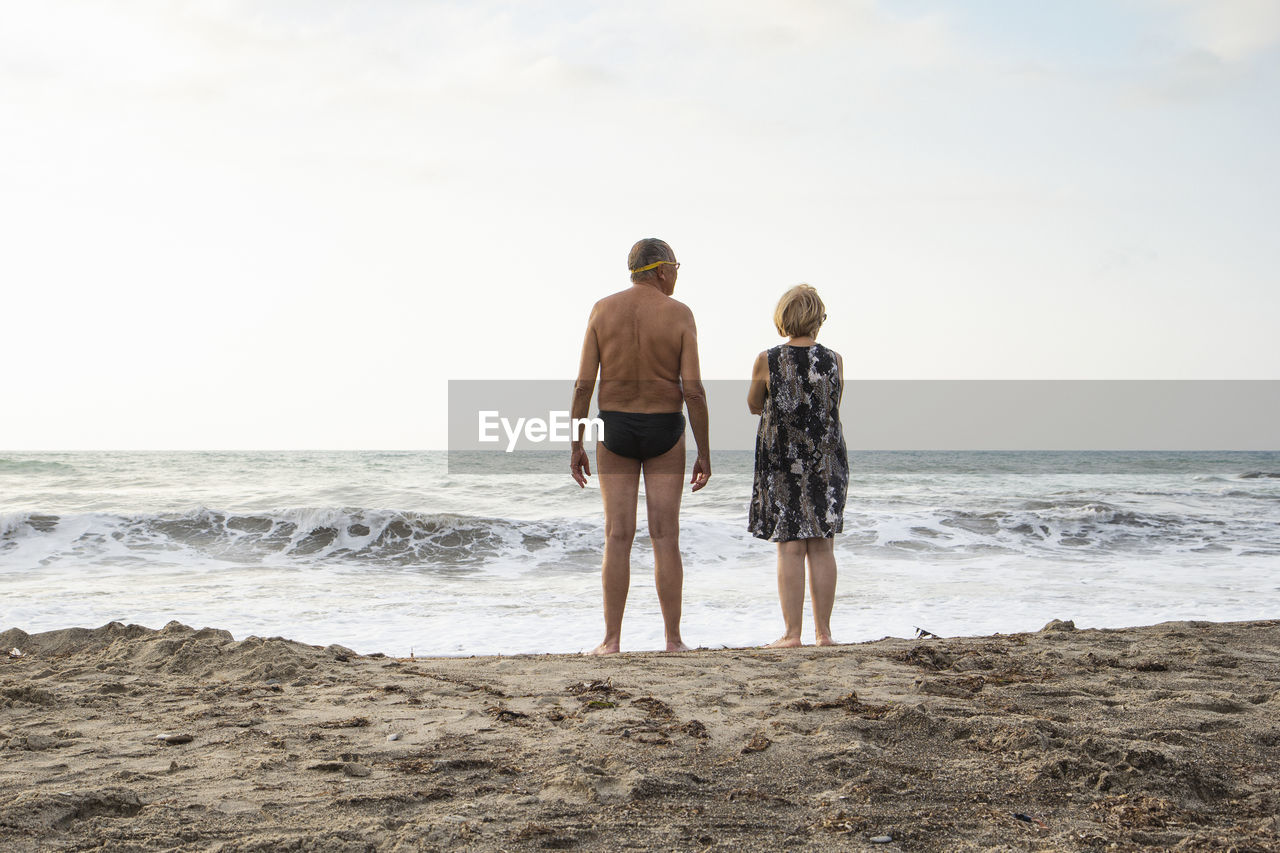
748 344 848 541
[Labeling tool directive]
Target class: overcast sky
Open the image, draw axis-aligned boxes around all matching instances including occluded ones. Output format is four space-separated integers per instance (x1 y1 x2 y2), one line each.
2 0 1277 449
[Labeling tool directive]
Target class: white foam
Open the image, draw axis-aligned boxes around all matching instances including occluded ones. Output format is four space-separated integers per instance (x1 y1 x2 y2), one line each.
3 450 1280 655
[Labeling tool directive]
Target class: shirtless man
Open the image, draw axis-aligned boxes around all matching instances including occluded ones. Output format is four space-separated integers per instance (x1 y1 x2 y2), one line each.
570 238 711 655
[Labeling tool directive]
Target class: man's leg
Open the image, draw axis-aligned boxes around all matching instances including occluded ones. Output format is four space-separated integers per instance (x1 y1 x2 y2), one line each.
641 435 689 651
805 537 838 646
592 442 640 655
768 539 807 647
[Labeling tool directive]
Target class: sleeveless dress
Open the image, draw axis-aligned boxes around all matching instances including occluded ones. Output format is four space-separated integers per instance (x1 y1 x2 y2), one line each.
748 344 848 541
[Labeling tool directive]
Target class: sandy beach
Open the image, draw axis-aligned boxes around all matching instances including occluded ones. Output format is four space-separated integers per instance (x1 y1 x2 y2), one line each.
2 619 1278 851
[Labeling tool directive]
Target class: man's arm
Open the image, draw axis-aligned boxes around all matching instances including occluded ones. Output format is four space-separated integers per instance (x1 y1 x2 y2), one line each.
570 309 600 488
747 351 768 415
679 313 711 492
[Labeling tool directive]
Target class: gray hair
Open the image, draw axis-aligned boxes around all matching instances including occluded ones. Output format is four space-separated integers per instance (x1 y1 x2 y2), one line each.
627 238 675 283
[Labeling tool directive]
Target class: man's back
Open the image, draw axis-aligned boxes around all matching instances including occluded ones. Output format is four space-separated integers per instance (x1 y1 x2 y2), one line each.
590 286 692 414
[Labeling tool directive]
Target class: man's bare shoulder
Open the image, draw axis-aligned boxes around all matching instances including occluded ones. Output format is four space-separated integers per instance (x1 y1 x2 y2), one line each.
594 288 694 318
587 291 627 324
663 295 695 316
591 288 643 313
597 288 633 304
652 295 695 328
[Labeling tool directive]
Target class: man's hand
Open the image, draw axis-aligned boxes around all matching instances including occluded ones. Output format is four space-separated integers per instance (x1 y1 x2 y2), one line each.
690 454 711 492
570 446 592 488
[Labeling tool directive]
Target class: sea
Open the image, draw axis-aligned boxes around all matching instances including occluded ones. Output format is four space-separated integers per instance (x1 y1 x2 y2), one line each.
2 450 1278 657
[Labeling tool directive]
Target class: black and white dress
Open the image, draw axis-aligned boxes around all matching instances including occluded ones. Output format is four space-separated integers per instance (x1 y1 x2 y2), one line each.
748 344 848 542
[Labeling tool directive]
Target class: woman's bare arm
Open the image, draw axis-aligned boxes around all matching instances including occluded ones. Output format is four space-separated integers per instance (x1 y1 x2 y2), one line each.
747 351 768 415
834 350 844 411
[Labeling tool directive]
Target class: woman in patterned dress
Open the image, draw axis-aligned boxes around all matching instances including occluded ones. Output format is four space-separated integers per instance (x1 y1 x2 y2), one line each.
747 285 848 647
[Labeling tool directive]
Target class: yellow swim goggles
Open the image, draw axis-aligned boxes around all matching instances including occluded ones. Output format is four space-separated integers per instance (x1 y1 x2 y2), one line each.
629 260 681 274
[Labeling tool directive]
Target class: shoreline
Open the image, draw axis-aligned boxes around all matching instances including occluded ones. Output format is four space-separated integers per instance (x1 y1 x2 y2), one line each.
3 618 1279 850
13 612 1280 662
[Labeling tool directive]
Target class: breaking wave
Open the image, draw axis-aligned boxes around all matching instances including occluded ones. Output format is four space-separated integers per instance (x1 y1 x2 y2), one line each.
838 497 1271 559
2 495 1274 570
0 508 603 571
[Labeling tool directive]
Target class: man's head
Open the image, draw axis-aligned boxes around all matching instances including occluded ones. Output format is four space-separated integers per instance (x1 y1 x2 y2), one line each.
773 284 826 338
628 238 679 294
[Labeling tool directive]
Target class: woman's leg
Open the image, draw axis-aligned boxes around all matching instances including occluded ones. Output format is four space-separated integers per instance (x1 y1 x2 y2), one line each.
805 537 837 645
593 441 641 655
768 539 808 647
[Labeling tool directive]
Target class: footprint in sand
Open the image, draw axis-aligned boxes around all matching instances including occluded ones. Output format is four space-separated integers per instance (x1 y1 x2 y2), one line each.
540 762 639 803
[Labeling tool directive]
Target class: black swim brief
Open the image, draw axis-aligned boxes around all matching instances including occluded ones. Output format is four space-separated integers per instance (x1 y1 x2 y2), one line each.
598 411 686 461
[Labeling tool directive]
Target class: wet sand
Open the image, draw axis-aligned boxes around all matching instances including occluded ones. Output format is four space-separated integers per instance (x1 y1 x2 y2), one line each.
2 618 1279 851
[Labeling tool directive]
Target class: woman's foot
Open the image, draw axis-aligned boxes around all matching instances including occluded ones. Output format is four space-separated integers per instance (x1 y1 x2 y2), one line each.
766 636 803 648
588 641 619 655
815 634 836 647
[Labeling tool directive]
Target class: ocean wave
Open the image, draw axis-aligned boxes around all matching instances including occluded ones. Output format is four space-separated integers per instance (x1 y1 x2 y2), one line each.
2 496 1274 571
920 499 1233 555
0 508 603 570
1216 489 1280 501
0 458 77 474
1240 472 1280 479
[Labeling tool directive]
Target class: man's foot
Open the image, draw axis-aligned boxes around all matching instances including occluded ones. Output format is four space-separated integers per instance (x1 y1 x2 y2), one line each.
766 636 803 648
665 639 692 652
588 642 619 656
815 634 837 647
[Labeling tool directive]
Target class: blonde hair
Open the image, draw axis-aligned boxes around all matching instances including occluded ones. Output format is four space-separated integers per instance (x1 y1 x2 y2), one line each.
773 284 825 337
627 238 675 283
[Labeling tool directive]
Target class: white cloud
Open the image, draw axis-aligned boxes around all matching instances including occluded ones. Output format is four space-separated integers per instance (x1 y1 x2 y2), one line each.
1 1 1276 448
1158 0 1280 62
